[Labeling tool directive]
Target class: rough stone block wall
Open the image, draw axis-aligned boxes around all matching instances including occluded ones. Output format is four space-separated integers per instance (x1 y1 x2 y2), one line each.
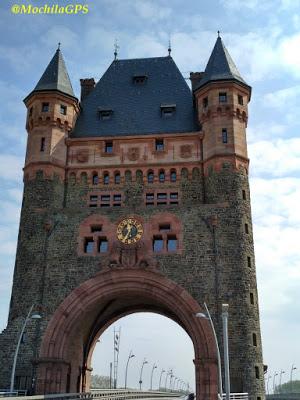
0 166 264 399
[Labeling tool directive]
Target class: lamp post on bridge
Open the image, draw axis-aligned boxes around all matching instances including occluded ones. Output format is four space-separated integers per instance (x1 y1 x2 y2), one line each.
266 375 272 395
125 350 135 389
139 358 148 390
150 363 157 390
10 304 42 393
290 365 297 393
158 369 165 391
173 377 178 391
196 303 223 399
279 370 285 393
164 369 172 391
273 372 278 394
169 372 174 391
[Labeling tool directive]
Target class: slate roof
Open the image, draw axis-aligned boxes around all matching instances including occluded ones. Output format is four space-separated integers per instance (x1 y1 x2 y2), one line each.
71 56 198 138
194 37 250 91
25 48 76 100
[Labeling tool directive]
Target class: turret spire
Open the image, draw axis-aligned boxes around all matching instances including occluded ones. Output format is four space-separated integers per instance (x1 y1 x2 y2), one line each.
25 47 76 100
194 36 250 91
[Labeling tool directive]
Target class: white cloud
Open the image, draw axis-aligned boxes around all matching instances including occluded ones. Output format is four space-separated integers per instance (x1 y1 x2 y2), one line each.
249 138 300 177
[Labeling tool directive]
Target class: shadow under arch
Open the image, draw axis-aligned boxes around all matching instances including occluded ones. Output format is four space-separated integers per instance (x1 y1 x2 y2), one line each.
36 268 218 400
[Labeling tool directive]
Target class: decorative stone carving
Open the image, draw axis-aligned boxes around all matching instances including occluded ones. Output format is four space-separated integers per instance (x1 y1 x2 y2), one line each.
127 147 140 161
180 144 192 158
76 149 89 163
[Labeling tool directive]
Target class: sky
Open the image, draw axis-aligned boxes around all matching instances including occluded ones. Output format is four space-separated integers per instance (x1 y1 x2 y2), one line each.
0 0 300 393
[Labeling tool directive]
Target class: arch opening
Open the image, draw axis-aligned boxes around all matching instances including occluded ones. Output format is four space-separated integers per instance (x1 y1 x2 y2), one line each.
36 269 218 400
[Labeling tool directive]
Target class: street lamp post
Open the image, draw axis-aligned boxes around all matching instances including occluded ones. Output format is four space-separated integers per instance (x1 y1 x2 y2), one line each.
273 372 278 394
169 373 174 391
164 370 172 391
158 369 165 391
196 303 223 399
10 304 42 392
290 365 297 393
150 363 157 390
125 350 135 389
173 377 178 391
222 304 230 400
267 375 272 395
279 370 285 393
139 358 148 390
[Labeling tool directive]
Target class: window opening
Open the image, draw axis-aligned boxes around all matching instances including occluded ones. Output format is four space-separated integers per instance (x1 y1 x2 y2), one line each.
91 225 102 233
222 128 228 143
92 174 99 185
153 236 164 252
99 109 113 120
159 224 171 232
84 238 94 254
156 139 164 151
159 171 165 182
115 173 120 184
42 102 49 112
60 104 67 115
203 97 208 108
219 92 227 103
238 95 244 105
133 75 147 84
105 141 113 153
160 104 176 117
99 238 108 253
40 137 46 152
147 171 154 183
167 235 177 251
170 170 177 182
103 173 109 185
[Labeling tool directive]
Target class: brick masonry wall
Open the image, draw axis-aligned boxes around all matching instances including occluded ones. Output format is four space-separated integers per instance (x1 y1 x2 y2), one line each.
0 165 264 399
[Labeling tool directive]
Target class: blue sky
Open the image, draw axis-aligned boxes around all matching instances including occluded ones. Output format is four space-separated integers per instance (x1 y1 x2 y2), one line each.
0 0 300 391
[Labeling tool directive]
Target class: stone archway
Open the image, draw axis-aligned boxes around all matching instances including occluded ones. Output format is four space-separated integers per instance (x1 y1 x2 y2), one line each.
36 268 218 400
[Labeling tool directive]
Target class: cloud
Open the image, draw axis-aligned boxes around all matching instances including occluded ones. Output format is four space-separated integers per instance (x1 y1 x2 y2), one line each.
249 138 300 177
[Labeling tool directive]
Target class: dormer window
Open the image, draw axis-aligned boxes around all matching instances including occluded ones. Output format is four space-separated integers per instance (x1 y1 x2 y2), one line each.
133 75 147 85
160 104 176 118
99 108 113 120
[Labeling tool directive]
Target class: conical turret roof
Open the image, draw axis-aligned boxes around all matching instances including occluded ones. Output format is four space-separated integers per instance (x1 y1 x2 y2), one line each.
26 47 76 100
195 36 250 91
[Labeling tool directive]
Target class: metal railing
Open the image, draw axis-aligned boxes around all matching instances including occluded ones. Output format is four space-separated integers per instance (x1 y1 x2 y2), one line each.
221 394 249 400
0 389 181 400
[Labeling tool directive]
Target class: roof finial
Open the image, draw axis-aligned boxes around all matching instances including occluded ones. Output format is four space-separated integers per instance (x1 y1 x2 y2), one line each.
168 36 172 56
114 39 119 61
58 42 61 50
217 30 220 38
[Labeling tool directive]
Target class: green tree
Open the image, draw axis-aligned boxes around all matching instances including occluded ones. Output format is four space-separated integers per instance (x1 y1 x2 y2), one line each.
275 380 300 393
91 374 111 389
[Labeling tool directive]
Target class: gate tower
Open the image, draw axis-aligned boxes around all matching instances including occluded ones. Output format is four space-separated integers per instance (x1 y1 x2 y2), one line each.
0 36 265 400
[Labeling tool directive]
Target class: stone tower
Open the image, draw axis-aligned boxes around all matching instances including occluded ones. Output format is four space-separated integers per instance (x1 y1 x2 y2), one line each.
0 37 265 400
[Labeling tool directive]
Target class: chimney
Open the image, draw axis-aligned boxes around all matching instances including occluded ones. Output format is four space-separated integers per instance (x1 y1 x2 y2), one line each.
80 78 95 101
190 72 204 91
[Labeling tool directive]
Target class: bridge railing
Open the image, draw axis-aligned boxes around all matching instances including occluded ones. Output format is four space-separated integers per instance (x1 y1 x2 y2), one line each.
0 389 181 400
220 393 249 400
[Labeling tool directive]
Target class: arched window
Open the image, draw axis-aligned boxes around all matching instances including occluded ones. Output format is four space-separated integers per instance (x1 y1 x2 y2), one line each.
114 172 120 184
170 170 177 182
159 170 165 183
92 173 99 185
147 171 154 183
103 173 109 185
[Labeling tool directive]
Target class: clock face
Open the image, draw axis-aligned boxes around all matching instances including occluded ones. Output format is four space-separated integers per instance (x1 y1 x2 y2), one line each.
117 218 143 245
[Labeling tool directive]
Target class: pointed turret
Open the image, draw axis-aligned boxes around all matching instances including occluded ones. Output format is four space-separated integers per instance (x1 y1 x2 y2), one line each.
195 36 250 92
25 47 76 101
23 47 79 182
